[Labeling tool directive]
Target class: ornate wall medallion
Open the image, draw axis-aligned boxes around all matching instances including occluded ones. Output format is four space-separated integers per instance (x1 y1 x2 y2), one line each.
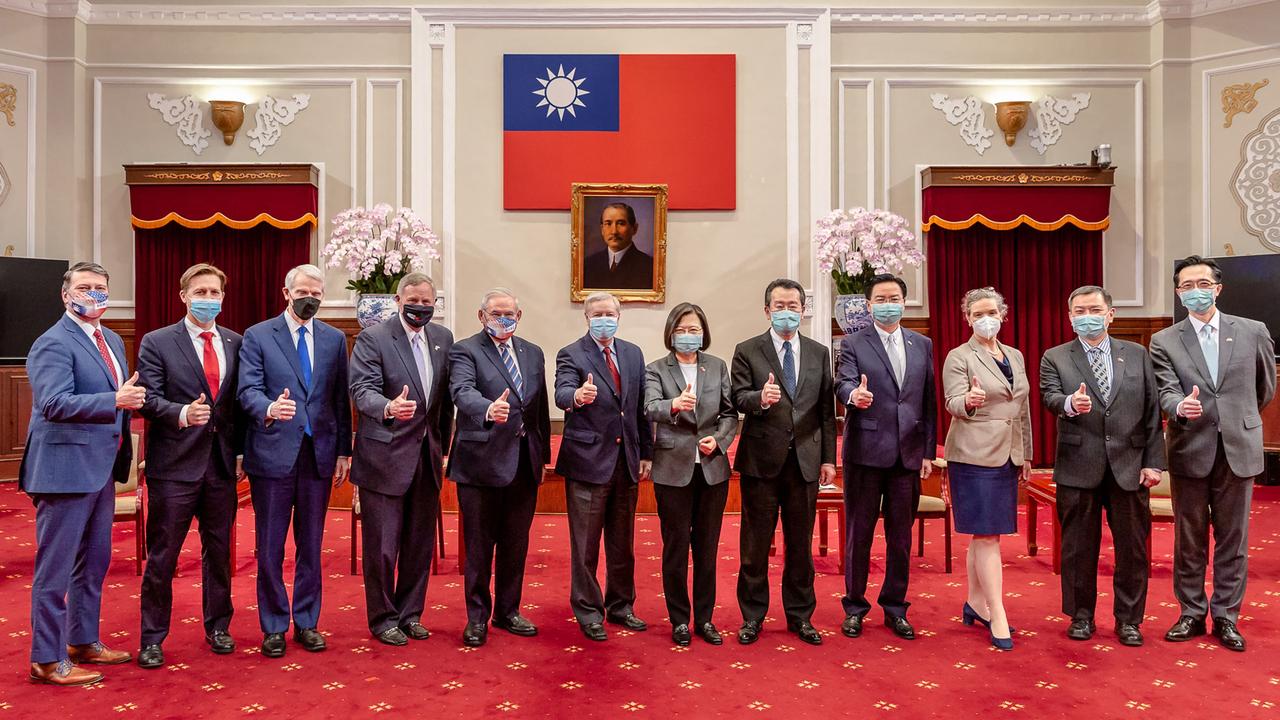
1231 107 1280 250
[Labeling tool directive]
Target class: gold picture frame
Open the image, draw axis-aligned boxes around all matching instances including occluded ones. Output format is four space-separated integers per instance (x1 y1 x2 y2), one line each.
570 182 667 303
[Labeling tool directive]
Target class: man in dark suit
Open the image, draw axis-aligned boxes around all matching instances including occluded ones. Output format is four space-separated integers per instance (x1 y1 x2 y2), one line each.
448 287 551 647
238 264 351 658
835 274 936 641
1040 285 1165 646
135 264 244 669
582 202 654 290
731 278 837 646
22 261 139 686
1150 256 1276 651
553 291 653 641
349 272 453 646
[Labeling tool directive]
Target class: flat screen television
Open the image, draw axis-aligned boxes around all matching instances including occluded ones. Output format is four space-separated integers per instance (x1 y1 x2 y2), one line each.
0 257 70 364
1172 254 1280 356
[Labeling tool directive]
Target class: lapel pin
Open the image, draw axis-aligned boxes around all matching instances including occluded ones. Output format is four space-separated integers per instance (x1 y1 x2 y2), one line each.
434 345 441 351
1226 338 1234 343
1118 357 1125 363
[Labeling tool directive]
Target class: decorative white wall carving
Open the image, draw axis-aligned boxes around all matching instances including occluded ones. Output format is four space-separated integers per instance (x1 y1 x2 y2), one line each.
1231 107 1280 251
247 94 311 156
0 160 10 209
1028 92 1091 155
930 93 993 155
146 93 211 155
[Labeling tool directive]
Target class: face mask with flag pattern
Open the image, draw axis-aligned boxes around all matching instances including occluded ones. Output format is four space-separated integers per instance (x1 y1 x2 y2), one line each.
71 289 109 320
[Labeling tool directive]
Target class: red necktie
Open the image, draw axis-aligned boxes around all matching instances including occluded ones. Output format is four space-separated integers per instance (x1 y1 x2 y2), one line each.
603 345 621 393
92 329 118 388
200 331 220 402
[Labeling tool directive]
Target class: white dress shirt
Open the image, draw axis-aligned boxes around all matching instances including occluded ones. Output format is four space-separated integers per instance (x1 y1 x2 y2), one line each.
179 316 226 428
769 328 801 371
283 311 316 373
1179 309 1221 417
66 310 124 386
607 245 631 269
679 361 700 464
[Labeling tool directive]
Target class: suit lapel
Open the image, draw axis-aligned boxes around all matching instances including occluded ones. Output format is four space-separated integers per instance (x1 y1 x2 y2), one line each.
901 330 924 396
171 322 212 397
795 335 820 397
1178 320 1216 390
1105 341 1128 408
1067 341 1104 401
478 335 521 399
105 328 128 380
426 324 447 404
1217 315 1237 386
861 327 900 393
969 337 1012 398
219 334 239 404
755 332 788 398
61 315 118 388
390 320 427 401
272 315 309 397
581 336 619 398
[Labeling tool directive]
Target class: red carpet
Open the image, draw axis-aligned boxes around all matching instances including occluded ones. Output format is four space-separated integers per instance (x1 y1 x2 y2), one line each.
1 482 1278 718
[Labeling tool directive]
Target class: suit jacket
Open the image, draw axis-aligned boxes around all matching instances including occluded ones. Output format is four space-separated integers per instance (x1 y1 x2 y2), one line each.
730 331 836 482
553 334 652 483
135 320 244 483
835 324 937 471
447 331 551 487
349 317 455 495
1040 337 1165 491
237 313 352 479
1149 313 1277 478
644 351 738 487
941 336 1034 468
582 246 654 290
19 313 133 494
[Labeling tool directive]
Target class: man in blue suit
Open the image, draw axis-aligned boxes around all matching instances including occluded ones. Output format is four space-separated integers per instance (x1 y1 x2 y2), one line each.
554 292 653 641
835 273 937 641
448 287 551 648
22 262 140 686
238 264 351 658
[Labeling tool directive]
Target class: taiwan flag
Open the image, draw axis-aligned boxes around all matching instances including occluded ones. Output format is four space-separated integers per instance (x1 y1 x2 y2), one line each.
502 53 736 210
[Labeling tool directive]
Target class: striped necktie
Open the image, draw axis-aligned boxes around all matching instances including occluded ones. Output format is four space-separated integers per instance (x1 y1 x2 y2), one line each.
499 341 524 399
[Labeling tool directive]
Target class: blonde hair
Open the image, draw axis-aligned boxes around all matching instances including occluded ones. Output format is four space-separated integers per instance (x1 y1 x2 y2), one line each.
961 286 1008 318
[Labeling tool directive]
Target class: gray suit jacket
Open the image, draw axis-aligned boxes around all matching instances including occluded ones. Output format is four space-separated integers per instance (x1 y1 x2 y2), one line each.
1039 337 1165 491
643 351 738 487
1149 313 1276 479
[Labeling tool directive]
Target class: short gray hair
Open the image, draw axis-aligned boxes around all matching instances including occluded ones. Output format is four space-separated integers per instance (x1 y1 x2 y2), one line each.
480 287 520 311
397 272 435 295
284 264 325 290
1067 284 1112 309
63 261 110 292
582 291 620 315
961 286 1008 318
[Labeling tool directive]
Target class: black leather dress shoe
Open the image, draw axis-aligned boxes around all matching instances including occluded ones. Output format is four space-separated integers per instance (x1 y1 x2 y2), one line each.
788 622 823 646
581 622 607 642
738 620 761 645
294 627 327 652
261 633 286 658
841 615 864 638
462 622 488 647
884 615 915 640
376 627 409 646
1117 623 1143 646
1164 615 1206 642
698 623 723 646
608 613 648 631
138 644 164 669
401 622 430 641
206 631 235 655
494 614 538 637
1213 619 1246 652
1067 619 1096 641
672 624 691 646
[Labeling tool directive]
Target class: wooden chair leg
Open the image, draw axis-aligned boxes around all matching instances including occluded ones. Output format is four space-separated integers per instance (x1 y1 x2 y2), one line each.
837 505 846 575
818 507 829 557
1146 520 1153 578
1051 512 1062 575
917 517 925 557
456 512 466 575
433 505 446 575
350 505 360 576
944 511 953 574
135 505 146 576
229 520 237 578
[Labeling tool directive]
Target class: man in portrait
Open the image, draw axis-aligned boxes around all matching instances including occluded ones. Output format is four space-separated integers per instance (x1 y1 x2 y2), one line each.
582 202 654 290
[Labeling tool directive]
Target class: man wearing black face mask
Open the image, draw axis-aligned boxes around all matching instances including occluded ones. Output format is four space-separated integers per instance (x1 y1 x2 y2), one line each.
349 273 454 646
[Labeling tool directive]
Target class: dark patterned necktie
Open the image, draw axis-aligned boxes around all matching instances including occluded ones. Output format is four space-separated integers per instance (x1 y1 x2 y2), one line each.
1087 346 1110 403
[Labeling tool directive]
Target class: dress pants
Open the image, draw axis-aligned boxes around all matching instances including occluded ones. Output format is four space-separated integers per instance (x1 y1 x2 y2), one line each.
456 438 540 625
140 463 238 646
1171 436 1254 623
249 436 331 634
841 461 920 620
655 466 729 627
566 454 639 625
359 450 440 634
1056 465 1150 625
737 448 819 627
29 481 115 663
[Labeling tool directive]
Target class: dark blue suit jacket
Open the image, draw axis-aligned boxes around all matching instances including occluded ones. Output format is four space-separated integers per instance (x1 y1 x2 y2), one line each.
835 324 937 470
553 334 652 483
447 331 551 487
237 313 352 479
20 314 133 494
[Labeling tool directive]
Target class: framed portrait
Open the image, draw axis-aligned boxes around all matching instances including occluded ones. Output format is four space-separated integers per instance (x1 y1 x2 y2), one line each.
570 182 667 303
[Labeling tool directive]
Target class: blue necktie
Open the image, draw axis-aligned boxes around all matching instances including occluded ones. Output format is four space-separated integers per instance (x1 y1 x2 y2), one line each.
297 326 312 436
1200 325 1218 385
782 340 797 397
499 341 524 399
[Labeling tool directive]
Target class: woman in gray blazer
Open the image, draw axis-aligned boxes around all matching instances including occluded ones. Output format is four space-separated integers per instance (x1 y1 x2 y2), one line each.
941 287 1034 651
644 303 739 647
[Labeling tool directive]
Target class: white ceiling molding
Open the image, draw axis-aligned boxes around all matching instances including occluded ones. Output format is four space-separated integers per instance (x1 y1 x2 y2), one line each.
929 93 994 155
247 93 311 155
146 92 211 155
1028 92 1091 155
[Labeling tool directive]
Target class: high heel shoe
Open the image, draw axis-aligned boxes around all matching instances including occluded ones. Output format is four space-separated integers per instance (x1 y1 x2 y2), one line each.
962 603 1016 634
990 633 1014 651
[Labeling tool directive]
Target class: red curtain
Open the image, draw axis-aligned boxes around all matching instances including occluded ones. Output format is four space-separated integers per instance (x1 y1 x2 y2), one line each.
133 224 311 339
926 225 1103 465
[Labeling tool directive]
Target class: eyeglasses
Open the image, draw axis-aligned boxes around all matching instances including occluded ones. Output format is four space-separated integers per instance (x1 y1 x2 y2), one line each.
1176 280 1218 291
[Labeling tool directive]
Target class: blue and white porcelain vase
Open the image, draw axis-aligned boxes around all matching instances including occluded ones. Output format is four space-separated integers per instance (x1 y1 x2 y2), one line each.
356 293 397 329
834 293 873 336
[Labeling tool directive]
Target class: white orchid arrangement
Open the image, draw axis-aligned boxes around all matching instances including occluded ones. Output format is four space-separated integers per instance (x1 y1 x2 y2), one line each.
814 208 924 294
321 203 440 294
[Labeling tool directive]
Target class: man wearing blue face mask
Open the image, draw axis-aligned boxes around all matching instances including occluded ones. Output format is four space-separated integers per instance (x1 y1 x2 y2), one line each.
1150 256 1276 652
1040 285 1164 647
553 292 653 641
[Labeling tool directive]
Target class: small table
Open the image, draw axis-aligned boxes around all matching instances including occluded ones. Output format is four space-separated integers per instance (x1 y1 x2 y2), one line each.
1023 472 1061 574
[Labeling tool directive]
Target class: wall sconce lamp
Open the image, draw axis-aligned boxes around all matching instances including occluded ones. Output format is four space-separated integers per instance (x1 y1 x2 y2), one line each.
994 100 1031 146
209 100 245 145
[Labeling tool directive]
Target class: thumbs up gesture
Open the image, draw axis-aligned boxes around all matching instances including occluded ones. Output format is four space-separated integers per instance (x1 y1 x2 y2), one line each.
673 382 698 413
964 375 987 410
116 371 147 410
490 388 513 424
851 373 874 409
269 387 296 421
1070 382 1092 414
388 384 417 421
1180 384 1204 420
761 372 782 408
575 372 598 407
187 392 212 426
